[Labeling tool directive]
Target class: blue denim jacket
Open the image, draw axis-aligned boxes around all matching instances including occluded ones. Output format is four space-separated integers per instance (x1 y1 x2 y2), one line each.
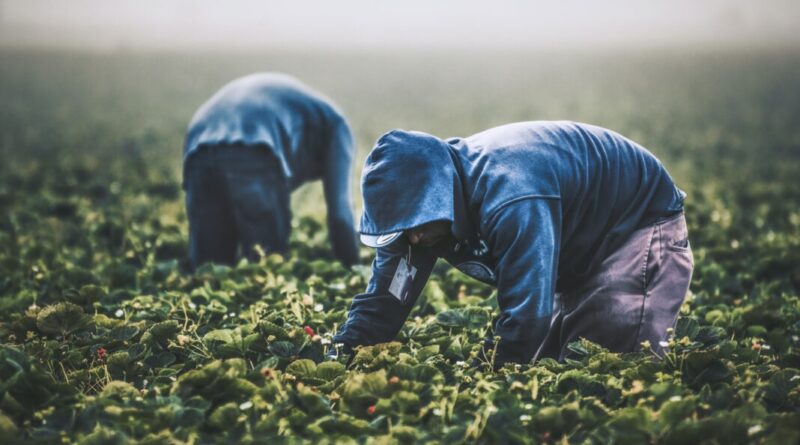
184 73 358 265
334 121 685 364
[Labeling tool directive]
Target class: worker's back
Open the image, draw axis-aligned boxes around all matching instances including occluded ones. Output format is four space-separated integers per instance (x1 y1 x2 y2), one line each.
184 73 347 188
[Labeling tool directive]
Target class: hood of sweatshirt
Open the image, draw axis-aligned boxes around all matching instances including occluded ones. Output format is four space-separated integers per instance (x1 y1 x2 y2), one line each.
358 130 476 247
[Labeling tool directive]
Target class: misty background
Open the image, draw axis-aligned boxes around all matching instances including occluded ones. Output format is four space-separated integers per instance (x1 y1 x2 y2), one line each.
1 0 799 51
1 0 799 219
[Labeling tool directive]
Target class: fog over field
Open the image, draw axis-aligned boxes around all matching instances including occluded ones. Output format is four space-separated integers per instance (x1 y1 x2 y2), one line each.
1 0 799 51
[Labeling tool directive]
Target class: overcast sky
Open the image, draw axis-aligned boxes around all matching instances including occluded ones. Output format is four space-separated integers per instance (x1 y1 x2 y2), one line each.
1 0 799 51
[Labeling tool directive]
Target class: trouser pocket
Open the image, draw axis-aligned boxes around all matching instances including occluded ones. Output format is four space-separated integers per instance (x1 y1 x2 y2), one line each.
636 213 693 350
549 215 693 360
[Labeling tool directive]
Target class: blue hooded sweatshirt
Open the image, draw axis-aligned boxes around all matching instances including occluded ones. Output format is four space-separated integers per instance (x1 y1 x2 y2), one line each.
184 73 358 265
333 121 685 364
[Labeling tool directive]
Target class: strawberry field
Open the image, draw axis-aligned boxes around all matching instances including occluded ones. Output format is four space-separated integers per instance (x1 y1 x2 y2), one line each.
1 49 799 444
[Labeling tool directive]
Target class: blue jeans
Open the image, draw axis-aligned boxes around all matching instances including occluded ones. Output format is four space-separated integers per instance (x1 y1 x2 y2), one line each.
184 145 290 269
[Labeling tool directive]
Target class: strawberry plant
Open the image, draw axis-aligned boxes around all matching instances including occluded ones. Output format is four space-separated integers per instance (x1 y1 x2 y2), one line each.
1 49 799 444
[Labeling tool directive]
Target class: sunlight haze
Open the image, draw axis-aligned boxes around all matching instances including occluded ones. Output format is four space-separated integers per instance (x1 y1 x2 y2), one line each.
1 0 799 51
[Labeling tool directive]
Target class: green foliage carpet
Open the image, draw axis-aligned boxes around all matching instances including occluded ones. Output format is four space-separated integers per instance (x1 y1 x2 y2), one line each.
0 49 799 444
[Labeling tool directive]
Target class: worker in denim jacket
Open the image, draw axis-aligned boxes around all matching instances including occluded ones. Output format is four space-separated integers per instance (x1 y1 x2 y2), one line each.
183 73 359 269
334 122 693 367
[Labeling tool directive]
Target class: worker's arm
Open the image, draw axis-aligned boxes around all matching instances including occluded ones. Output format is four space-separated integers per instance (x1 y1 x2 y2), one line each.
333 239 438 348
483 197 562 367
321 117 359 266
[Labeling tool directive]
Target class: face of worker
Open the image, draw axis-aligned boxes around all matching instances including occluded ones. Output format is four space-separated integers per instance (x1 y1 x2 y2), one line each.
406 221 451 248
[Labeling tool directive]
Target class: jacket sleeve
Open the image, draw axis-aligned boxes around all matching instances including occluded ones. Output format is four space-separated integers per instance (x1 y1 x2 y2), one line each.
333 239 438 347
484 197 562 366
322 117 360 267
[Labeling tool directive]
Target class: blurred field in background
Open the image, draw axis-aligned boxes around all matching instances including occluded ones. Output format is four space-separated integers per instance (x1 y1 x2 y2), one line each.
1 48 799 297
2 48 798 215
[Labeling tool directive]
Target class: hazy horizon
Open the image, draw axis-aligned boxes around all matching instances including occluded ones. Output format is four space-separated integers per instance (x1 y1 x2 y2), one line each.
2 0 799 52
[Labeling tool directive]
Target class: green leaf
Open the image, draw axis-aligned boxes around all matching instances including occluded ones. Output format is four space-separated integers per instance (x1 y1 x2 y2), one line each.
203 329 235 345
258 321 289 340
413 365 443 384
684 350 732 387
35 303 92 337
175 408 204 428
0 412 18 442
286 359 317 379
674 317 700 340
417 345 440 362
100 381 139 400
147 320 180 342
436 309 467 327
341 370 389 415
762 370 799 411
76 285 108 305
208 402 240 430
658 398 696 427
316 362 346 381
126 343 147 361
606 407 652 432
106 351 130 368
294 387 331 416
390 391 420 414
316 414 373 436
144 351 176 368
109 325 140 341
269 341 296 358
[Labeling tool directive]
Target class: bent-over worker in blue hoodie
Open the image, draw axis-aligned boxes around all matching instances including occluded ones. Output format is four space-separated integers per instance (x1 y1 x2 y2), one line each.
333 121 694 366
183 73 359 269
